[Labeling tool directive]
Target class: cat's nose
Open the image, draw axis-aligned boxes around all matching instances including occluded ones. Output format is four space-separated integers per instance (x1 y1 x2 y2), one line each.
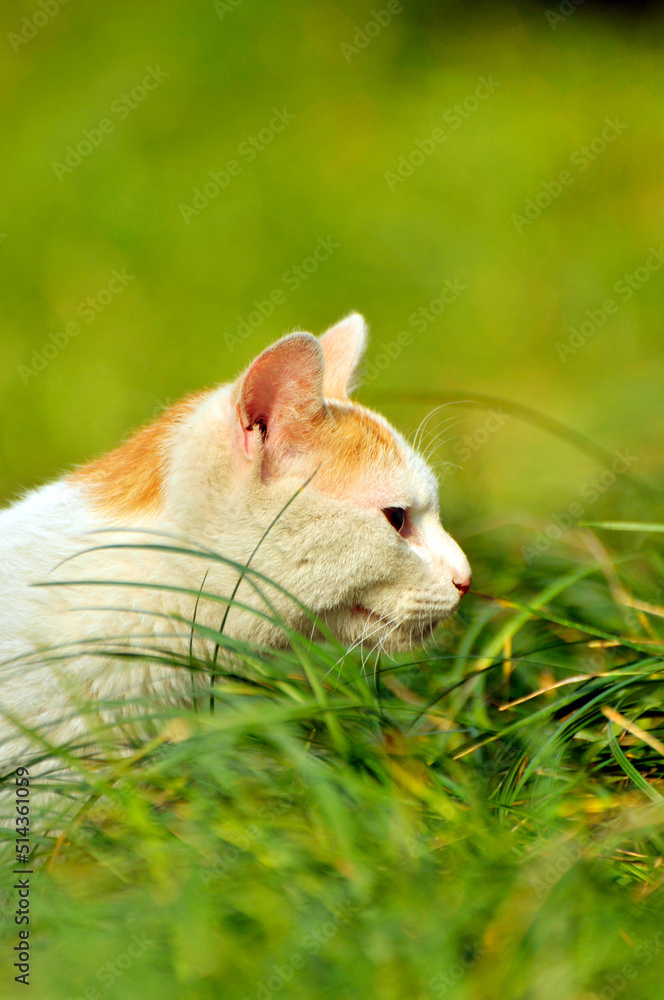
435 528 471 598
453 574 472 597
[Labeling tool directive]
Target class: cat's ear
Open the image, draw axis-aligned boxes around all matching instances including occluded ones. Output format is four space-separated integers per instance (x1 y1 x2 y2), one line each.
318 313 368 399
235 332 325 464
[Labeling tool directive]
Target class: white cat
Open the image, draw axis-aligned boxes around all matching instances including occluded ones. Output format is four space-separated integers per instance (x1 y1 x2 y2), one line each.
0 314 470 768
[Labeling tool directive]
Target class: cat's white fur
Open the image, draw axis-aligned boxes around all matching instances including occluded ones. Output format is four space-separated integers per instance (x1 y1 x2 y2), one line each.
0 314 470 770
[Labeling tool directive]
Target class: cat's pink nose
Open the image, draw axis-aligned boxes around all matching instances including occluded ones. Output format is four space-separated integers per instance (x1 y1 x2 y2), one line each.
453 575 472 597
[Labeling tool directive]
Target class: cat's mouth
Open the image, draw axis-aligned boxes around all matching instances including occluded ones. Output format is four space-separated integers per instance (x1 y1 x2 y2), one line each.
349 604 443 651
351 604 396 628
352 604 380 619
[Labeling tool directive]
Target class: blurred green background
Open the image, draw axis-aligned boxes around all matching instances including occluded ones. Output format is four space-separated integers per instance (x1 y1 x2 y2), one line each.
1 0 663 531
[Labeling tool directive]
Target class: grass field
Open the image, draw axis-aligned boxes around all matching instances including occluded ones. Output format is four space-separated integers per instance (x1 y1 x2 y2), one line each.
1 1 664 998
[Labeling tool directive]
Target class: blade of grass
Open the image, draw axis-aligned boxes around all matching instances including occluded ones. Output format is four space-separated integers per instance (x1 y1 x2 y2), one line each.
606 717 664 803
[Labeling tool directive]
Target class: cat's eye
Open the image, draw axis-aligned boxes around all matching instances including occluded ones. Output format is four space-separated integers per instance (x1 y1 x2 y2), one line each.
382 506 406 533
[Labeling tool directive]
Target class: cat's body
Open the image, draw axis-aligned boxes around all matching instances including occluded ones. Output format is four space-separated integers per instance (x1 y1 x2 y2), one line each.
0 314 470 769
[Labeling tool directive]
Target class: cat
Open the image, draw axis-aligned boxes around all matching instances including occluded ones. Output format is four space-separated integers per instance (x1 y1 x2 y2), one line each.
0 313 470 770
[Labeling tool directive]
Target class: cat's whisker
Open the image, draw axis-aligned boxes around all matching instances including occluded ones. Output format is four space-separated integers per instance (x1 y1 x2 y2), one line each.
374 615 403 659
424 430 464 459
420 416 465 447
360 618 376 675
412 403 459 452
415 415 461 456
423 439 462 469
418 413 459 440
420 422 468 465
330 614 386 679
359 613 401 674
419 428 467 463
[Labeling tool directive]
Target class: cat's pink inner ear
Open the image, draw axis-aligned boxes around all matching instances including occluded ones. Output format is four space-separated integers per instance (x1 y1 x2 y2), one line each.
236 333 325 457
318 313 368 399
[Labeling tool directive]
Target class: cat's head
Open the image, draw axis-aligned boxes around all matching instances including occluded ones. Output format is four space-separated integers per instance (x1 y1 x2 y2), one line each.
175 314 471 652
